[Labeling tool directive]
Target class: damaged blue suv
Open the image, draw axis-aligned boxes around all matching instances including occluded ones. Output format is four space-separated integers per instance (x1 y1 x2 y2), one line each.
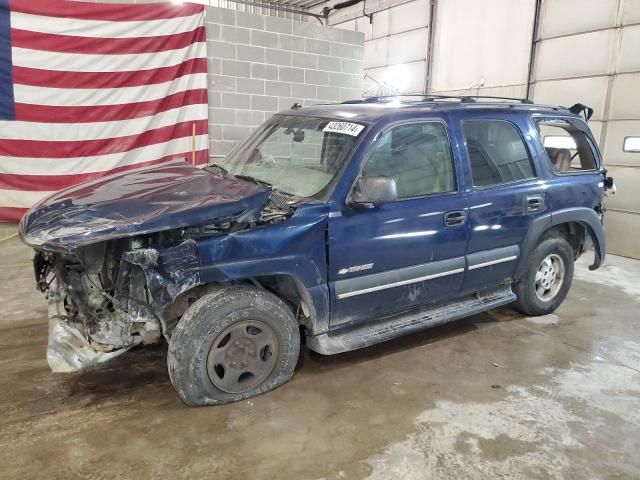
20 95 612 406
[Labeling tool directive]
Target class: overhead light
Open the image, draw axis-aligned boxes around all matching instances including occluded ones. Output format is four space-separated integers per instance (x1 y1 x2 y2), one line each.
383 64 410 92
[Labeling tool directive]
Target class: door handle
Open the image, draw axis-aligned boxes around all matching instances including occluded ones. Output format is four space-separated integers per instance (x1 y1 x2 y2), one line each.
444 210 466 227
525 195 544 213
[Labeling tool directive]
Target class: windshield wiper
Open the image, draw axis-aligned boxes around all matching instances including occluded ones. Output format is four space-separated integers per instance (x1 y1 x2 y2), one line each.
233 173 273 189
208 163 272 189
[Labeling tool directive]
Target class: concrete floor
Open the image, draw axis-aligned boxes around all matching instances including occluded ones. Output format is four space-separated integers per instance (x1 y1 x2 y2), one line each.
1 223 639 479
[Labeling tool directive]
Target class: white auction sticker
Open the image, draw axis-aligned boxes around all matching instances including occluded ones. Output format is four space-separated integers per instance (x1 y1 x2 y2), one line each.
323 121 365 137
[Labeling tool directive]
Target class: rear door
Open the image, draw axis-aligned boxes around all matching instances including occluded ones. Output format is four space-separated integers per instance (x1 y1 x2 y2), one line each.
327 119 469 326
453 114 546 292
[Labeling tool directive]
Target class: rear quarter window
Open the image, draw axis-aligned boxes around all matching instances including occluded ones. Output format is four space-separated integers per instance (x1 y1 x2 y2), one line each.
533 118 598 173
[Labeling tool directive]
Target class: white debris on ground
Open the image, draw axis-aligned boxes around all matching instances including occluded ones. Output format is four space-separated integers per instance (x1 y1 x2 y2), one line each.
525 314 560 325
364 250 640 480
365 339 640 479
365 386 583 479
548 338 640 426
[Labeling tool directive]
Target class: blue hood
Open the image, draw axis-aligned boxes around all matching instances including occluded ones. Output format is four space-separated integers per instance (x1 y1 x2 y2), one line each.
19 160 271 252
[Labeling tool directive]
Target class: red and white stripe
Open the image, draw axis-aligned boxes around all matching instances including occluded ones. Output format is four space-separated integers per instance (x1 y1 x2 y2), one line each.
0 0 208 222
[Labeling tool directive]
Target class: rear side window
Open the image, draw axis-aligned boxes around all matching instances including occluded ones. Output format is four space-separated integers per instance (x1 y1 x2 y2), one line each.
462 120 535 187
534 118 598 172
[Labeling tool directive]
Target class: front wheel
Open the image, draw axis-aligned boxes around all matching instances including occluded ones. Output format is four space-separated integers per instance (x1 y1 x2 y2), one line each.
168 285 300 406
513 236 575 316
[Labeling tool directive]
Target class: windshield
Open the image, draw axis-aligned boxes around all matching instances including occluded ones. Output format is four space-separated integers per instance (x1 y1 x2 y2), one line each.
220 115 364 197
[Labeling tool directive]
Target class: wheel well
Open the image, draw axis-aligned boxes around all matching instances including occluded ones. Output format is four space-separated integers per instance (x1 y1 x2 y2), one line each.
164 276 314 338
540 221 588 258
250 275 315 329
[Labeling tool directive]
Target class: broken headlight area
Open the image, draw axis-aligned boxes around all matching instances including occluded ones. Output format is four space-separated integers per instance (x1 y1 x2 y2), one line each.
35 236 201 372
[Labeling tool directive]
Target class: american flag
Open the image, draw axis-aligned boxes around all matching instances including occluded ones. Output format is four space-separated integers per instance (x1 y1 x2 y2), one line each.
0 0 209 222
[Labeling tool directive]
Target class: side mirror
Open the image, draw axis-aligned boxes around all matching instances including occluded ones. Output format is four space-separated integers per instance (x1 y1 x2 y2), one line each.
350 176 397 208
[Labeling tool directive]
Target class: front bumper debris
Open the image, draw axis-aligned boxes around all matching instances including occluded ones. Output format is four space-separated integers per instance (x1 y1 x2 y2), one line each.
46 280 131 372
47 317 130 373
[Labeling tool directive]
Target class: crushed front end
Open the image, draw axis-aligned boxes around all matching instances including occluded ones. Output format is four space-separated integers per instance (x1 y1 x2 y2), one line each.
26 192 297 373
16 160 290 372
33 236 201 372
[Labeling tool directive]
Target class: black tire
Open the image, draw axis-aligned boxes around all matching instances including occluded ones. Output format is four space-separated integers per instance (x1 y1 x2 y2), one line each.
167 284 300 406
513 235 575 316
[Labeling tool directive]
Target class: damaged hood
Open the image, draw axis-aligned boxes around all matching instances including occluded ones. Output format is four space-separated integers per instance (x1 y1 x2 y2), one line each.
19 160 271 251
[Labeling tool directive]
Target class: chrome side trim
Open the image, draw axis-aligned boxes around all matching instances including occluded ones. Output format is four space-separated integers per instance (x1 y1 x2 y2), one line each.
468 255 518 270
467 245 520 271
336 267 464 299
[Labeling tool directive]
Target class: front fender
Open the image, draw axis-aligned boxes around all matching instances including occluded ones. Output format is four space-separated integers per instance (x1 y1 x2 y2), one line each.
191 203 331 334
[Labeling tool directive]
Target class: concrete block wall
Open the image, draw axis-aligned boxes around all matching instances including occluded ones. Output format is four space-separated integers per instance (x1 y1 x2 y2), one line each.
205 6 365 159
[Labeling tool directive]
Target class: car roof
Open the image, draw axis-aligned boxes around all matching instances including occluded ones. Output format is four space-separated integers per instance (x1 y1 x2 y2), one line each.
280 98 578 124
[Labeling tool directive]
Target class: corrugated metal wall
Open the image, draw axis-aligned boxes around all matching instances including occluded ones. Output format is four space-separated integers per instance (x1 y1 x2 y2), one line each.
323 0 536 97
530 0 640 258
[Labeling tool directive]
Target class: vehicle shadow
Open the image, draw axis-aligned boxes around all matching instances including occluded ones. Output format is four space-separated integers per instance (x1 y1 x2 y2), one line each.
63 344 173 404
61 306 523 404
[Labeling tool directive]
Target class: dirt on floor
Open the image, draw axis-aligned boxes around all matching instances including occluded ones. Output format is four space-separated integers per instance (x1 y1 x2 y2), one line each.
1 224 639 479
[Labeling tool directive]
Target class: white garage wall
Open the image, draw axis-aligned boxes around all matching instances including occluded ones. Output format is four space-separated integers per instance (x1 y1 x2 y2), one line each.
530 0 640 259
322 0 431 94
430 0 536 98
322 0 537 97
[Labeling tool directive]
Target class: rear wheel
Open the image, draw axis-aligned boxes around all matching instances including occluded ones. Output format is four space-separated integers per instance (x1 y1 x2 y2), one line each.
168 285 300 406
513 236 574 316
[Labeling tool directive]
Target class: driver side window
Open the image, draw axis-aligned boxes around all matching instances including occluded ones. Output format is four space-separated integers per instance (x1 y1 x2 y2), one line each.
362 122 455 198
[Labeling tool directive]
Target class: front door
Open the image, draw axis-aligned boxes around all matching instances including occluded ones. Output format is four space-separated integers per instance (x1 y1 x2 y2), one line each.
328 120 469 326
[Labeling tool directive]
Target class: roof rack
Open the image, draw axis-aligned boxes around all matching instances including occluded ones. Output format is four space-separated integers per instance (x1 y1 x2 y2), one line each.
465 95 534 104
342 94 534 105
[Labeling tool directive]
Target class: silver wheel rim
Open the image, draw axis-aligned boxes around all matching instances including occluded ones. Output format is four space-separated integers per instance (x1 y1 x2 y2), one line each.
534 253 565 302
206 320 278 394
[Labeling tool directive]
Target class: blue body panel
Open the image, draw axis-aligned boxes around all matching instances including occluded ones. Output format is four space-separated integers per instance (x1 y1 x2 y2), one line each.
194 203 332 332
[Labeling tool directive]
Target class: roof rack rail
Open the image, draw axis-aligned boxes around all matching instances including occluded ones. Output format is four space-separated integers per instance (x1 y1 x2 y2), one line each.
342 94 469 104
343 94 534 105
462 95 534 104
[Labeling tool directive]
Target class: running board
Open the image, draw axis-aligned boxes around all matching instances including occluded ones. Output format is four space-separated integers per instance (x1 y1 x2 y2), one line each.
306 286 516 355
